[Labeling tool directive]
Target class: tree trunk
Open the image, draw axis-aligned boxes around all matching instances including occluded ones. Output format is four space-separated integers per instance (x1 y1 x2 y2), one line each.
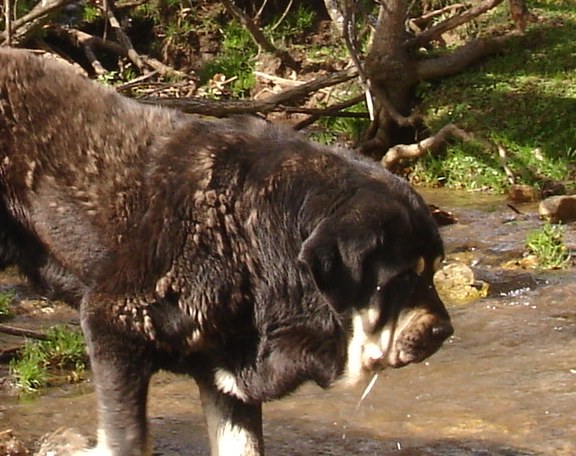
362 0 421 159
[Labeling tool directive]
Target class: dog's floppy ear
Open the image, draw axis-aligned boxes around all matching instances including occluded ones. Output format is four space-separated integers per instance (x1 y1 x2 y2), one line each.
298 219 378 312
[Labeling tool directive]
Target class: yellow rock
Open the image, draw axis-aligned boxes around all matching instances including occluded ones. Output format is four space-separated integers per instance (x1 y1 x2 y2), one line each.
434 263 489 306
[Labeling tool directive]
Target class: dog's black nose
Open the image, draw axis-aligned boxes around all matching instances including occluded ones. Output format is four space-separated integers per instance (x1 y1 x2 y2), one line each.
431 320 454 341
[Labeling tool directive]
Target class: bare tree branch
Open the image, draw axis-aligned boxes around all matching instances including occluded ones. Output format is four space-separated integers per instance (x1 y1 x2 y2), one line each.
103 0 145 71
4 0 12 46
407 0 506 49
0 323 50 340
324 0 345 35
294 93 367 130
508 0 536 32
51 25 187 78
0 0 77 45
139 66 359 116
380 123 472 168
267 0 293 32
380 123 517 186
412 3 468 25
220 0 299 70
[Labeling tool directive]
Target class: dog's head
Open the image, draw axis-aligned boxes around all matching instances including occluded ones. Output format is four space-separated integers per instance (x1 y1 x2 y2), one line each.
299 185 453 385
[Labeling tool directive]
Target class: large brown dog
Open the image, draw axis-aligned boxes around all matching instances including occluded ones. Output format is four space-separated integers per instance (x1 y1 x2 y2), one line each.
0 48 452 456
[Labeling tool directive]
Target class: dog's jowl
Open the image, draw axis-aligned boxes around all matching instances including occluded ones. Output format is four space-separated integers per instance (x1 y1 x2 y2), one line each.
0 48 453 456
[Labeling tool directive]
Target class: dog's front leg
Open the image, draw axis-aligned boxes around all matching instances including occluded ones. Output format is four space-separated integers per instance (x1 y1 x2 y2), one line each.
197 378 265 456
80 299 155 456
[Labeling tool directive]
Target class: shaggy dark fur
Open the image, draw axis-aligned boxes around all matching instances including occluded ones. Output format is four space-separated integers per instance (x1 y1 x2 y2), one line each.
0 48 452 456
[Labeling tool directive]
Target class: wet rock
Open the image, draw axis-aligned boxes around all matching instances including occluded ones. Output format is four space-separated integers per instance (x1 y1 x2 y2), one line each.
501 255 539 270
0 430 29 456
36 429 90 456
434 263 489 306
428 204 458 226
539 195 576 223
472 268 540 297
508 184 538 203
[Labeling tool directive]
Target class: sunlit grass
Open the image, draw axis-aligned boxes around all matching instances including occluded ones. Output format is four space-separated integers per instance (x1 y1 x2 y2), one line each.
525 222 571 270
417 1 576 192
0 290 15 319
9 326 86 393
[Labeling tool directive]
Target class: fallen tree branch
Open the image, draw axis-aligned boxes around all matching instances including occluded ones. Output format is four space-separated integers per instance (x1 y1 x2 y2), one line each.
380 123 473 168
0 323 50 341
294 93 367 130
103 0 145 71
51 25 186 77
380 123 517 185
0 0 76 45
139 66 359 116
0 344 22 362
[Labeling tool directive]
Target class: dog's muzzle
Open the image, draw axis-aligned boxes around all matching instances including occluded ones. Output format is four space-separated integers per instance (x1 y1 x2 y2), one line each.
385 311 453 368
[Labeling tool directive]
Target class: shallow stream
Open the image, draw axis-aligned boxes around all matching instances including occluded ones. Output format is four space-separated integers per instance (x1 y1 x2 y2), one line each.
1 189 575 455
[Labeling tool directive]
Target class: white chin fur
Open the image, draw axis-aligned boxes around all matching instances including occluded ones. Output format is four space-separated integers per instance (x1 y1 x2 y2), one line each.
337 308 393 388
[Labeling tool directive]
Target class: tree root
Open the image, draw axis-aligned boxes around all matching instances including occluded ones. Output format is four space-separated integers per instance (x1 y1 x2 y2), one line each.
379 123 516 184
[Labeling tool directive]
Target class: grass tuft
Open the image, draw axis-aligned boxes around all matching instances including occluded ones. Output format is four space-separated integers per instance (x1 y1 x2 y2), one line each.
9 325 86 393
525 222 571 270
0 290 15 320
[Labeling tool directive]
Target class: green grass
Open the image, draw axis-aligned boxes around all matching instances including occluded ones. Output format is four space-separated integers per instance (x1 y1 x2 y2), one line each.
310 101 370 146
9 325 86 393
198 21 257 97
264 5 316 44
0 290 15 319
525 222 572 270
416 1 576 192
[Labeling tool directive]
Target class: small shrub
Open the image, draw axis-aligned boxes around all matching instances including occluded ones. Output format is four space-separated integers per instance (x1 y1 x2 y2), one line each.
525 222 571 270
9 325 86 393
0 290 15 319
9 343 46 393
82 4 101 23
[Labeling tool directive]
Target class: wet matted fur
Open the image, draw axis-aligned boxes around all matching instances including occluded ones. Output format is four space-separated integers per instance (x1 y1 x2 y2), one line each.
0 48 453 456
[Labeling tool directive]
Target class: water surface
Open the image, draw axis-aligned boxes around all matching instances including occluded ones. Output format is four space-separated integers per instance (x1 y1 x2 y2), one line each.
1 189 575 455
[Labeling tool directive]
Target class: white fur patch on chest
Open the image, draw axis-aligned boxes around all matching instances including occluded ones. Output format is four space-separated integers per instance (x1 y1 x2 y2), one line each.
214 368 249 402
340 306 393 387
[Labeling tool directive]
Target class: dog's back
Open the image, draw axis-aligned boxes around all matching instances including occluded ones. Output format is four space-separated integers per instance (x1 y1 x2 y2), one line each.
0 49 187 301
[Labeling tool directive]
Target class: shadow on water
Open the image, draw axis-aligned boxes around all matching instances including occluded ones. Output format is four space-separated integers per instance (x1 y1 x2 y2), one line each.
1 189 575 455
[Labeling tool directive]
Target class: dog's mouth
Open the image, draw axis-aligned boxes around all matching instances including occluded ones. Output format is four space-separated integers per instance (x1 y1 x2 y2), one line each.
363 309 453 372
342 307 453 386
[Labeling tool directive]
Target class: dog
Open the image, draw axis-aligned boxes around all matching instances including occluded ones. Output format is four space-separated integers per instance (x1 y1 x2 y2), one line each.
0 48 453 456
